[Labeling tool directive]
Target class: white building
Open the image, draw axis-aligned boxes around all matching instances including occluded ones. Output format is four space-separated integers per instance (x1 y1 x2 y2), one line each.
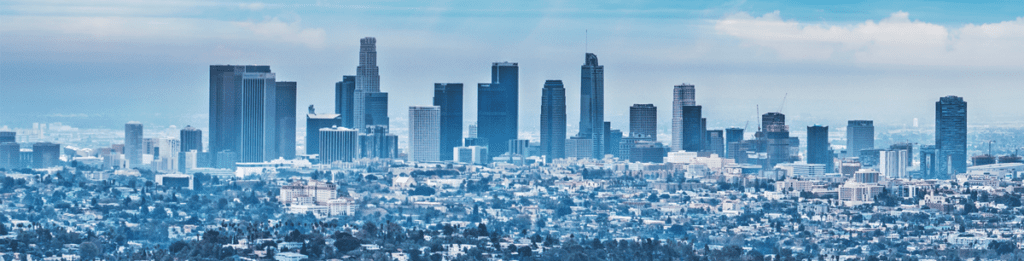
879 149 908 179
408 106 441 162
454 146 489 165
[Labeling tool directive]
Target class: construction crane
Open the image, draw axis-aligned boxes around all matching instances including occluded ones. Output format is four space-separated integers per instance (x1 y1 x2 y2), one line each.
778 93 788 113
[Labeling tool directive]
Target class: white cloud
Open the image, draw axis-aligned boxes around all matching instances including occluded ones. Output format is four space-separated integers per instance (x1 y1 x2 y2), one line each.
235 18 327 49
715 11 1024 67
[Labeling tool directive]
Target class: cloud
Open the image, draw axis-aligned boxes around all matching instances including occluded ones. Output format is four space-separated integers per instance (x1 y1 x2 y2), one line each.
715 11 1024 67
235 18 327 49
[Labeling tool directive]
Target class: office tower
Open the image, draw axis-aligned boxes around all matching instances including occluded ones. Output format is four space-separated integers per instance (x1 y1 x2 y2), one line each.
630 141 667 163
216 150 238 169
846 120 874 157
358 125 398 159
579 53 605 158
319 126 358 164
725 128 744 158
365 92 389 129
889 143 914 167
468 123 478 138
0 131 14 143
859 149 883 167
305 112 344 155
0 142 18 169
477 62 518 156
540 80 566 162
608 129 623 158
936 95 967 177
32 142 61 168
508 139 530 156
672 83 695 151
807 125 832 171
237 70 278 163
276 81 297 159
434 83 464 161
681 106 702 151
630 104 657 139
209 65 273 162
604 122 614 156
180 126 203 154
763 112 792 168
409 106 441 162
565 137 593 159
354 37 382 131
336 75 356 128
920 145 936 178
880 149 909 179
706 130 725 156
125 122 143 168
454 146 489 165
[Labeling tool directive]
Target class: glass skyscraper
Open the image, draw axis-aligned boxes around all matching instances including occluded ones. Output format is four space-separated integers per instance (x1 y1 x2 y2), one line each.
124 122 143 167
354 37 381 131
540 80 566 162
681 105 702 151
936 95 967 178
846 120 874 158
579 53 605 158
209 65 276 163
276 81 297 159
630 104 657 139
477 62 518 157
807 125 831 171
409 106 441 162
336 75 356 128
433 83 463 161
672 83 696 151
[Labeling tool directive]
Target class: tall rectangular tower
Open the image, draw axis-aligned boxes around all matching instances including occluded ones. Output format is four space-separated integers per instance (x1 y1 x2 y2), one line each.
180 126 202 153
477 62 518 157
629 104 657 139
579 53 605 158
681 106 702 151
433 83 463 161
672 83 695 151
846 120 874 157
239 71 277 163
125 122 143 167
276 81 297 159
540 80 566 162
336 75 356 128
807 125 831 171
936 95 967 178
209 65 273 162
409 106 441 162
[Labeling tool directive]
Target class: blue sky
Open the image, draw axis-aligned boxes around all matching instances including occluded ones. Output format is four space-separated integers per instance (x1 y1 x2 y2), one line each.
2 0 1023 140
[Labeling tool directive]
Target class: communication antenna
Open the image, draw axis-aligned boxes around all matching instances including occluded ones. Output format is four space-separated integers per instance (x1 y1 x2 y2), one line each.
586 30 588 53
778 93 788 113
756 105 761 132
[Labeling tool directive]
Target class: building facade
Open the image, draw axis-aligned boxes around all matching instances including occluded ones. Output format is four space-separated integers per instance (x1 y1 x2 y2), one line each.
409 106 441 162
936 95 967 177
477 62 518 157
846 120 874 158
807 125 831 171
433 83 463 161
305 112 344 155
540 80 566 162
630 104 657 139
335 75 356 128
672 83 696 151
354 37 382 131
319 126 358 164
579 53 605 159
124 122 143 168
276 81 297 159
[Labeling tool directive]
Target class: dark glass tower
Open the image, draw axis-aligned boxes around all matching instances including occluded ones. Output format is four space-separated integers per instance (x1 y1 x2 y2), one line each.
706 130 725 156
681 106 702 151
433 83 464 161
725 128 744 157
365 92 389 129
180 126 203 153
336 75 356 128
671 83 695 151
0 132 14 143
807 125 831 170
763 112 792 168
354 37 381 131
306 113 343 155
630 104 657 139
124 122 143 167
846 120 874 157
209 65 275 163
276 81 297 159
477 62 518 156
936 95 967 177
579 53 605 158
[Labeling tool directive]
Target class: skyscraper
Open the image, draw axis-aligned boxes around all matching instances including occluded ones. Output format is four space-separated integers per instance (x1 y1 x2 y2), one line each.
306 111 343 155
477 62 518 157
32 142 61 168
125 122 143 167
209 65 277 163
920 145 937 178
365 92 389 129
433 83 463 161
540 80 566 162
846 120 874 158
706 130 725 156
0 131 14 143
672 83 695 151
681 106 702 151
180 126 203 154
354 37 381 131
579 53 605 158
409 106 441 162
725 128 744 158
762 112 792 168
630 104 657 139
807 125 831 171
319 126 357 164
358 125 398 159
276 81 297 159
936 95 967 177
336 75 356 128
0 142 19 170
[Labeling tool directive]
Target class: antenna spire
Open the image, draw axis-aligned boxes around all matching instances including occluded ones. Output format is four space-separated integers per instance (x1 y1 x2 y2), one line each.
586 30 588 53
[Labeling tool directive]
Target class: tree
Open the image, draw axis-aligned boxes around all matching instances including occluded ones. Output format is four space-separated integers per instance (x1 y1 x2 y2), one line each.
409 186 436 196
79 241 101 260
286 229 303 242
333 233 361 253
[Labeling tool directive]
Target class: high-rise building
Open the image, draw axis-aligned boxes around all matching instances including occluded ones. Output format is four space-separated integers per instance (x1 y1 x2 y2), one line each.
477 62 518 156
936 95 967 177
806 125 831 171
358 125 398 159
125 122 143 168
0 142 19 169
0 132 14 143
364 92 389 129
32 142 61 168
763 112 792 168
276 81 297 159
565 136 593 159
681 106 703 151
336 75 356 128
209 65 274 163
706 130 725 156
319 126 358 164
672 83 695 151
409 106 441 162
508 139 530 156
608 128 623 158
180 126 203 154
354 37 382 131
725 128 744 158
306 111 343 155
889 143 914 167
879 149 909 179
468 123 478 138
920 145 937 178
433 83 463 161
846 120 874 157
630 104 657 139
540 80 566 162
454 146 489 165
579 53 605 158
